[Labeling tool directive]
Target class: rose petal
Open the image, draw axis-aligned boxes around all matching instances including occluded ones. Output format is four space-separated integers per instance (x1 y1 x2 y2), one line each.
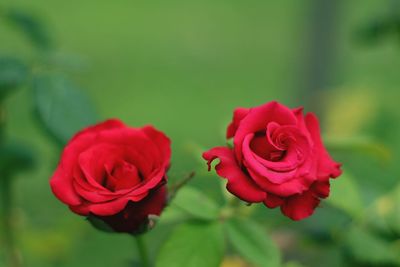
242 133 298 184
78 143 119 191
105 161 142 191
70 119 126 142
50 121 126 205
280 189 320 220
246 167 310 196
263 194 284 208
226 107 250 139
141 125 171 167
249 131 282 160
305 113 342 180
96 186 167 233
234 101 298 163
72 180 120 203
70 190 150 216
97 127 167 169
311 181 330 198
292 107 311 142
50 164 82 206
203 147 266 203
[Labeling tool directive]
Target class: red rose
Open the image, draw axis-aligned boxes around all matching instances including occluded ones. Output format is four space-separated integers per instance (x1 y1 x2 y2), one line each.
50 119 171 234
203 101 342 220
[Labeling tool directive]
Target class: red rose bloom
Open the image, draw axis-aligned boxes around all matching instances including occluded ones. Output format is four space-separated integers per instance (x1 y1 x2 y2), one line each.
50 119 171 234
203 101 342 220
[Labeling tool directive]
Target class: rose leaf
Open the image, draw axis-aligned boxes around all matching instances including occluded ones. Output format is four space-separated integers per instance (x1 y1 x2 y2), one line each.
225 217 281 267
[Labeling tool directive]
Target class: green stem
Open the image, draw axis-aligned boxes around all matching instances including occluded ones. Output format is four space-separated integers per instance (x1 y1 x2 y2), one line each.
134 235 149 267
167 171 195 202
0 174 20 267
0 104 20 267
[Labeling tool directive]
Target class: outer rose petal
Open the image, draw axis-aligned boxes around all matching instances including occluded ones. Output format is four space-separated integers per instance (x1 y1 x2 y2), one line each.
91 186 167 234
70 190 150 216
305 113 342 179
50 119 126 206
50 164 82 206
263 194 284 208
70 119 126 142
97 128 161 162
203 147 266 203
280 190 320 220
50 134 100 206
226 108 250 139
311 181 330 198
141 125 171 166
280 181 330 220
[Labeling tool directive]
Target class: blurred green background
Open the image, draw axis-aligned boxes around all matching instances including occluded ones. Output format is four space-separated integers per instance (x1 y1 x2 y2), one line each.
1 0 400 266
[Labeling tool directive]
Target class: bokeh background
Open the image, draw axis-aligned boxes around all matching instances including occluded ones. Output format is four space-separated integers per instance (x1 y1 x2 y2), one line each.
1 0 400 266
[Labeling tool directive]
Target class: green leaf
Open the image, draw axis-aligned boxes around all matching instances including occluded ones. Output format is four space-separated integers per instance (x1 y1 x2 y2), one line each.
159 205 188 224
326 171 364 218
5 9 52 50
0 141 35 175
345 226 400 265
156 221 224 267
33 73 98 144
0 57 28 99
171 186 220 220
225 218 280 267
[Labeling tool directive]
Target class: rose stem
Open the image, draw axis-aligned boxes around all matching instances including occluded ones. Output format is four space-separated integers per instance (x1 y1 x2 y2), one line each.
134 235 150 267
0 175 20 267
167 171 195 202
0 105 21 267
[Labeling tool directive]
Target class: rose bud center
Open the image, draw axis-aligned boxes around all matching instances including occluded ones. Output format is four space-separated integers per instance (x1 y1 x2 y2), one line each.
104 160 142 191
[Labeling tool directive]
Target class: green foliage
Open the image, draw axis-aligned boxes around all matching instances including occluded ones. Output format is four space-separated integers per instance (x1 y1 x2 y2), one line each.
41 51 88 72
325 136 391 163
225 217 280 267
4 8 53 50
33 73 98 144
0 141 35 175
355 14 400 46
345 226 400 265
326 171 364 218
171 186 220 221
86 215 115 233
283 262 306 267
370 184 400 236
156 221 224 267
158 205 188 225
385 185 400 235
0 57 28 100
